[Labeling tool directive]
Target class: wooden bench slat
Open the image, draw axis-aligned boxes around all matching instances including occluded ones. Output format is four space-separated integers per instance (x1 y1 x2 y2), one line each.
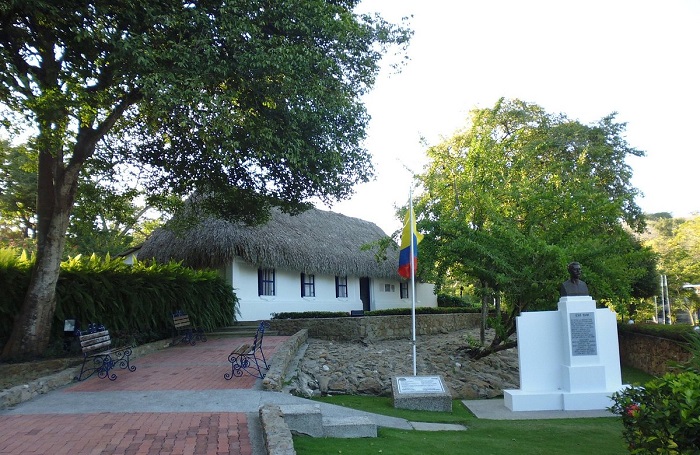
232 344 251 355
79 330 109 341
82 340 111 352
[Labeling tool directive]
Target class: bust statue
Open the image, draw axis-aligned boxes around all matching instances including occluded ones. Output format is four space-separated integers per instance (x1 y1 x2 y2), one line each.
560 262 589 296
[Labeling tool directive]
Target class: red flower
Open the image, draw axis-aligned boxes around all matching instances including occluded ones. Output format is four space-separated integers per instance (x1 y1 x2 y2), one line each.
625 403 640 417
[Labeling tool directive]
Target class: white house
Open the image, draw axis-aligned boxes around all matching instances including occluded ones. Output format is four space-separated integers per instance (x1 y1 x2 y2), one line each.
139 207 436 322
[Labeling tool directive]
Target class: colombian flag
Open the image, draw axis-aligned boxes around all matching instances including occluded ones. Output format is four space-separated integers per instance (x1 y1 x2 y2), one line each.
398 208 423 279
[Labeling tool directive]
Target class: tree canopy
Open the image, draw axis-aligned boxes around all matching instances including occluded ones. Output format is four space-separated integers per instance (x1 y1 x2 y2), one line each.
0 0 411 359
642 213 700 323
414 99 657 357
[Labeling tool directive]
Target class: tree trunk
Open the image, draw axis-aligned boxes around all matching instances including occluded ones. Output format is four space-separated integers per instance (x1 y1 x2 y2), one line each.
0 217 68 359
1 147 78 360
480 281 489 345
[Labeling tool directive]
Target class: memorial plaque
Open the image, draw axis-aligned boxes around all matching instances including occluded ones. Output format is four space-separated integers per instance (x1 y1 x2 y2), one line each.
570 312 597 356
395 376 445 394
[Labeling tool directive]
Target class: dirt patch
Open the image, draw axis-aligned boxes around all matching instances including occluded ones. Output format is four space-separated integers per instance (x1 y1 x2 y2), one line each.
0 358 82 391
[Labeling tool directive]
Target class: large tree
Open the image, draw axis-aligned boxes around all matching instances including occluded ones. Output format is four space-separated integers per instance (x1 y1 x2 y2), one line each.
0 0 410 359
415 98 656 357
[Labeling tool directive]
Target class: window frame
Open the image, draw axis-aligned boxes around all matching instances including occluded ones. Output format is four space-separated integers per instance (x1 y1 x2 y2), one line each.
258 268 275 296
400 282 409 299
301 272 316 298
335 275 348 298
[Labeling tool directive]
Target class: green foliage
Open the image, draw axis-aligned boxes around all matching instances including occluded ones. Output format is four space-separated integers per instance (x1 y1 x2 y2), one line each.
413 98 657 357
437 293 478 308
417 98 650 310
610 372 700 454
271 311 351 320
0 249 237 348
617 322 700 342
0 140 37 241
642 215 700 323
367 307 483 316
670 331 700 375
0 249 33 338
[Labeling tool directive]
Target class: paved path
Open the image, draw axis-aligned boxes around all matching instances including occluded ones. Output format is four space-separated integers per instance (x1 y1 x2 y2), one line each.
0 335 287 455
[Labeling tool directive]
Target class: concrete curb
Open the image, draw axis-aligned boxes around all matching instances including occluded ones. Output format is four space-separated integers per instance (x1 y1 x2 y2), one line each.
0 338 169 410
262 329 308 392
260 404 296 455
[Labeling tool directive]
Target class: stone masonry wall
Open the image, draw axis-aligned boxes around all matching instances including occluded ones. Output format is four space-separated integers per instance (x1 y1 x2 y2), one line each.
271 314 693 377
269 313 482 342
618 331 692 376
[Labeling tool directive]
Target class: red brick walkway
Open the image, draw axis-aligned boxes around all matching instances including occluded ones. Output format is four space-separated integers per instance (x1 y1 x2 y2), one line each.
0 335 287 455
0 412 251 455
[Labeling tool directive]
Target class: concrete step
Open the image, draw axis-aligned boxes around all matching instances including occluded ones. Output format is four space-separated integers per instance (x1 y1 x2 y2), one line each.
278 404 323 437
322 415 377 438
278 404 377 439
208 321 279 337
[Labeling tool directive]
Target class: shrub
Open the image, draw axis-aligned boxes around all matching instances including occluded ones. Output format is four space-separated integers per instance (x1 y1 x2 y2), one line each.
609 371 700 453
1 250 237 350
271 311 350 320
617 321 699 342
437 294 478 308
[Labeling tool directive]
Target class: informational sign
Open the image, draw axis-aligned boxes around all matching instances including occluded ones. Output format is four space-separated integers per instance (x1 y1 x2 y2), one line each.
570 312 597 356
395 376 445 394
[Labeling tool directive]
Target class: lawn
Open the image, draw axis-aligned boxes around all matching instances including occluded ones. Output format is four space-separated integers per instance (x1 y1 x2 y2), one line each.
293 366 654 454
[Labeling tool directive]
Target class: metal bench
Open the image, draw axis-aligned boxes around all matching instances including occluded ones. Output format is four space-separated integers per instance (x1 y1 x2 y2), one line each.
75 324 136 381
171 311 207 346
224 321 270 380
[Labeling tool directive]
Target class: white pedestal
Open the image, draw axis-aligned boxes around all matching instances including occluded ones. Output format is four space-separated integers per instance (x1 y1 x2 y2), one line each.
504 296 625 411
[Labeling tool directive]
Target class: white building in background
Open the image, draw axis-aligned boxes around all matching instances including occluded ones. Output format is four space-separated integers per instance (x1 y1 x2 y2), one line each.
139 207 436 322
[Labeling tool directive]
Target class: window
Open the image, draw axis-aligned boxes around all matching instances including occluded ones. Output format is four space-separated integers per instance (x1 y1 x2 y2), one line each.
301 273 315 297
335 276 348 298
400 282 409 299
384 283 395 292
258 268 275 296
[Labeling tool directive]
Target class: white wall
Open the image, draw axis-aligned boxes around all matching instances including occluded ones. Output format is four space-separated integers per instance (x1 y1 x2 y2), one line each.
222 256 437 322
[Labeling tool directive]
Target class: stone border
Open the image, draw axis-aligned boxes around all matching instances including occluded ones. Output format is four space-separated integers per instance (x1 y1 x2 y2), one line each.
270 313 482 342
259 404 296 455
262 329 308 392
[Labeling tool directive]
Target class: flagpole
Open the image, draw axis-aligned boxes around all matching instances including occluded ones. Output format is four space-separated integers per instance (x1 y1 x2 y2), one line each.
409 188 417 376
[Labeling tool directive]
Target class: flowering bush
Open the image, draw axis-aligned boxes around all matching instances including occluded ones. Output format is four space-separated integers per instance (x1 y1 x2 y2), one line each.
609 372 700 454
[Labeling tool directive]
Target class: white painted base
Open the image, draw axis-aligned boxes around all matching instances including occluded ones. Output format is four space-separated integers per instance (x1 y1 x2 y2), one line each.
504 296 626 411
504 389 616 411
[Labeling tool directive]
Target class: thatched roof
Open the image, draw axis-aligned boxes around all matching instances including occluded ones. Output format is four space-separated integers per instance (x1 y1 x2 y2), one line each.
139 207 401 279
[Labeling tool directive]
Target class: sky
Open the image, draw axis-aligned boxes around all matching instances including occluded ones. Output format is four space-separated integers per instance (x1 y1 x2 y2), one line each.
321 0 700 235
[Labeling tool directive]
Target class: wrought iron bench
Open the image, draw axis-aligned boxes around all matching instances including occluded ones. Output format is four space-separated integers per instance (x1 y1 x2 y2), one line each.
75 324 136 381
224 321 270 380
171 310 207 346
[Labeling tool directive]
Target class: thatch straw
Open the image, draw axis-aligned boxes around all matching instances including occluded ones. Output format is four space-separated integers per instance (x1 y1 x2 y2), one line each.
139 208 401 279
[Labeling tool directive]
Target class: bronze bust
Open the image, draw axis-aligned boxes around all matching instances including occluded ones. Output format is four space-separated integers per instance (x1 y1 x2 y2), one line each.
560 262 589 296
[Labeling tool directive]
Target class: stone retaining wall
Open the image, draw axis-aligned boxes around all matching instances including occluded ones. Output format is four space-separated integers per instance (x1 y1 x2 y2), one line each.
269 313 482 341
618 331 692 376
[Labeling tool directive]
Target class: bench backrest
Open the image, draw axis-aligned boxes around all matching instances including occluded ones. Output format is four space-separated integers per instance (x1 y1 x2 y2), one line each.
172 313 192 330
251 321 267 350
79 330 112 355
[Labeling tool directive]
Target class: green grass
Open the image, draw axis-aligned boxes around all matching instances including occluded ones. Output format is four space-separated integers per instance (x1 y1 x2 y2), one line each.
293 366 654 454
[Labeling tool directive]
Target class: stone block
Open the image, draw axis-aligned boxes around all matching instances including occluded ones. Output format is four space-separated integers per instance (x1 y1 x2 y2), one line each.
391 375 452 412
278 404 323 437
322 416 377 438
